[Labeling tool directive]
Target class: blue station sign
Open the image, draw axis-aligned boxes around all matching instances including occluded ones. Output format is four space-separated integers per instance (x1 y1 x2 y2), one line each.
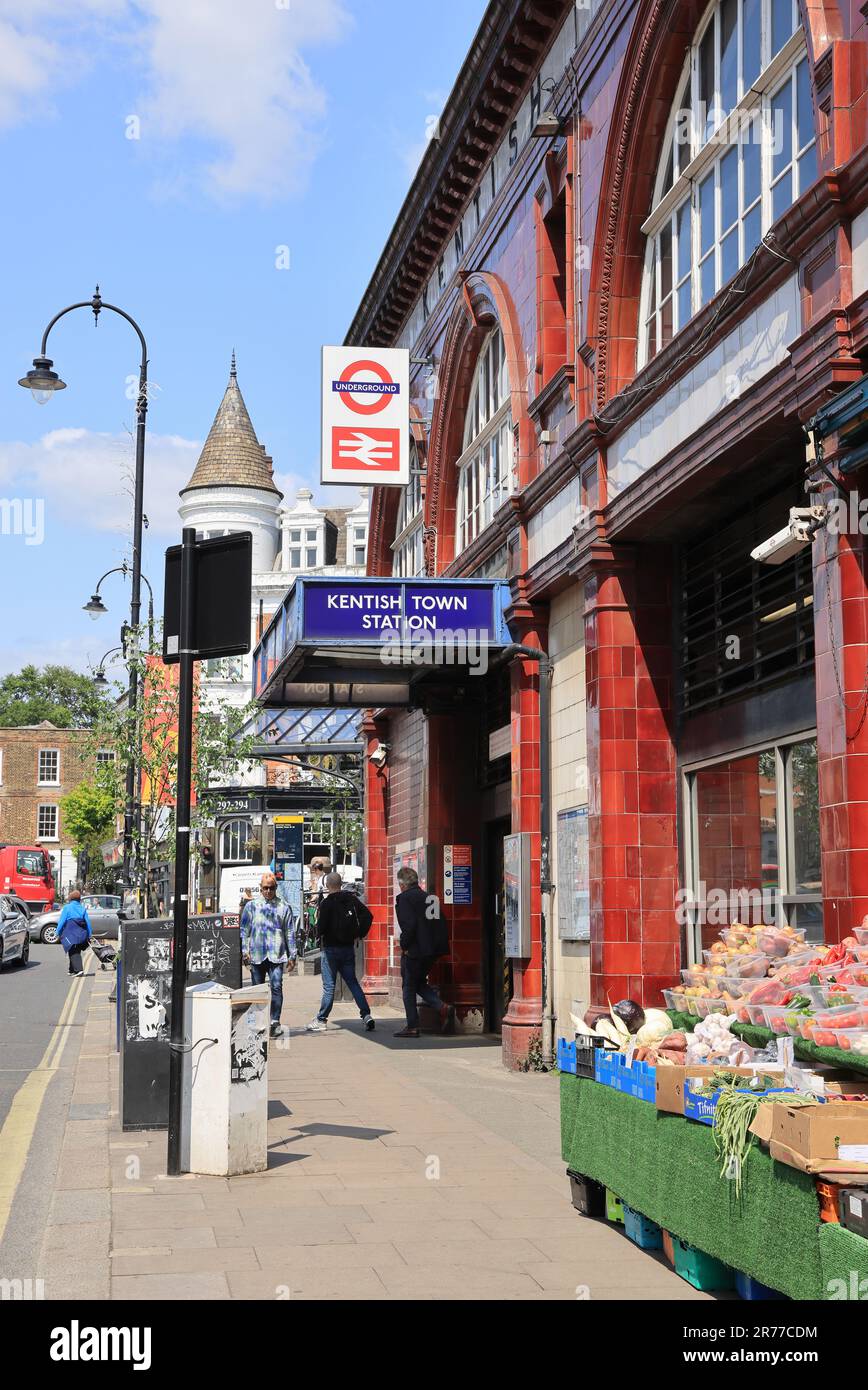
253 577 515 709
302 581 498 642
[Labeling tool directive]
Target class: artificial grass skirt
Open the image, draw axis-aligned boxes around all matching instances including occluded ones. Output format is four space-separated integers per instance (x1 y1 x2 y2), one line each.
560 1074 824 1300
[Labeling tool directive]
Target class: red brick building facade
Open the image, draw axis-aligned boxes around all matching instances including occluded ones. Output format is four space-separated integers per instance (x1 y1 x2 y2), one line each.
347 0 868 1065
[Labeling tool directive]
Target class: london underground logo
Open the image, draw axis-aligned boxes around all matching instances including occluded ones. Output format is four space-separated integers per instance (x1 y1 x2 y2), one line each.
332 359 401 416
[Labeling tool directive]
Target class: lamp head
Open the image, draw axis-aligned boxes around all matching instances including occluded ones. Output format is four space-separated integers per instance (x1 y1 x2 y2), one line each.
18 356 67 404
83 594 108 621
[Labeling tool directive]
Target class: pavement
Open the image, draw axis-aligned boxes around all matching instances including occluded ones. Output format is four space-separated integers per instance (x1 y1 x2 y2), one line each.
21 963 709 1301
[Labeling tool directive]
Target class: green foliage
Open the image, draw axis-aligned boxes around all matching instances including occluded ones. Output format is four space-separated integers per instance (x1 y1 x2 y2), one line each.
80 622 258 902
0 664 110 728
60 776 118 891
60 779 116 850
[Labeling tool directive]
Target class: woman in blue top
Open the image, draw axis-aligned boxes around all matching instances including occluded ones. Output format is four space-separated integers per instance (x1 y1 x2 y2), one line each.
57 889 92 976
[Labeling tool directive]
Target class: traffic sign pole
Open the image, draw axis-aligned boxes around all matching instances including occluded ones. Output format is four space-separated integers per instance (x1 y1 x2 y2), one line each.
166 526 197 1177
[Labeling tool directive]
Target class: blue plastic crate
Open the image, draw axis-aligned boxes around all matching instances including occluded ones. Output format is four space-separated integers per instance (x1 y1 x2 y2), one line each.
622 1203 663 1251
683 1080 794 1126
735 1270 786 1301
557 1038 577 1074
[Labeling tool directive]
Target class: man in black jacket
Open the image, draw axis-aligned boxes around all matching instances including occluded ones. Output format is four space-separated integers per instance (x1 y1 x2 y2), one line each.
394 866 455 1039
306 872 374 1033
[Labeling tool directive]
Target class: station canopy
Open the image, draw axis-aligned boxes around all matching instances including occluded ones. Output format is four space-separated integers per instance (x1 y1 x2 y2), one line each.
252 576 514 709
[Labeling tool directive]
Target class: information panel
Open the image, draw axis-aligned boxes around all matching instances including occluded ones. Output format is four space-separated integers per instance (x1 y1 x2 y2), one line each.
557 806 590 941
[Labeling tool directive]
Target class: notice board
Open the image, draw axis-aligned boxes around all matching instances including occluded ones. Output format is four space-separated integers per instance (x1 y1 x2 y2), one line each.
120 915 242 1131
557 806 590 941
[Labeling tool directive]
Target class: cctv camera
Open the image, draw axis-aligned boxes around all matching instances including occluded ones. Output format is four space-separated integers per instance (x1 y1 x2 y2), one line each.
369 743 389 769
751 506 827 565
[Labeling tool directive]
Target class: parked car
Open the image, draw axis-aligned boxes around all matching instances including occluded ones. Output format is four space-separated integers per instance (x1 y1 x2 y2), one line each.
82 894 122 912
0 894 30 969
30 899 124 945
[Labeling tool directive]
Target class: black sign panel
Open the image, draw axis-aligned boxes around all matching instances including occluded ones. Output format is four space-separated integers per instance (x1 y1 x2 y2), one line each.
119 914 242 1131
163 531 252 664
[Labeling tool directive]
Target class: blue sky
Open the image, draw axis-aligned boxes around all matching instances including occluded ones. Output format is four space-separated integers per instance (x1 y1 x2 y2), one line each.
0 0 484 676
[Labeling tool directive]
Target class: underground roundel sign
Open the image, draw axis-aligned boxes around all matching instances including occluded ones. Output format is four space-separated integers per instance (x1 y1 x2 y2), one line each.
321 345 410 487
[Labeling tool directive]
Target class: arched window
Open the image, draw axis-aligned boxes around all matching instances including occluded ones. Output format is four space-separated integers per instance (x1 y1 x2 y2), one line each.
639 0 817 366
455 327 514 554
220 818 252 864
392 441 425 577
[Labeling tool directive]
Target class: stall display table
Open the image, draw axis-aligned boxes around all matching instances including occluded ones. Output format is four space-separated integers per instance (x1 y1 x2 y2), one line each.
667 1010 868 1075
560 1074 868 1300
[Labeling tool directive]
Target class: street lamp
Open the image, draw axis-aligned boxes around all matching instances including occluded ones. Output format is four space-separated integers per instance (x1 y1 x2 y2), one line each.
19 286 150 904
84 562 155 646
92 647 123 687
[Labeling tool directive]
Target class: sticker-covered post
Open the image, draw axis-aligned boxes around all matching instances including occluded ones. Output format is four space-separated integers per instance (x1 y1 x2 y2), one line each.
167 526 197 1177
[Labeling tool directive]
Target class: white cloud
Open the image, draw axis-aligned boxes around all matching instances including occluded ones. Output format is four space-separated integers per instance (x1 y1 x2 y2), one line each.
0 426 200 537
0 0 351 200
0 2 124 129
135 0 351 200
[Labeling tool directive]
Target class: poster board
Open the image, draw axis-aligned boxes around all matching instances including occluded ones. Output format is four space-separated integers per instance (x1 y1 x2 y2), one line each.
557 806 590 941
120 915 242 1131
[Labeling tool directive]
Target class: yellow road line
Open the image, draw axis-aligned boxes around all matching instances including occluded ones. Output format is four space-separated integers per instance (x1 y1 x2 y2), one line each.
0 954 94 1245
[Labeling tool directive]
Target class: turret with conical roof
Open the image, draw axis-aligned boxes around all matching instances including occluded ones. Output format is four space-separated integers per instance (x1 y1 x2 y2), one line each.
179 355 282 574
180 355 282 497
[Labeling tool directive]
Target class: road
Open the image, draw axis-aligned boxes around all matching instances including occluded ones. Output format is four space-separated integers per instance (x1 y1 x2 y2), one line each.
0 939 95 1288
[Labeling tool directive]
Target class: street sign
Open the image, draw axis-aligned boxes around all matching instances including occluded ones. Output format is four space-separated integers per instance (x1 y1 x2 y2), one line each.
272 815 304 930
443 844 472 906
163 531 252 664
321 346 409 486
301 580 497 641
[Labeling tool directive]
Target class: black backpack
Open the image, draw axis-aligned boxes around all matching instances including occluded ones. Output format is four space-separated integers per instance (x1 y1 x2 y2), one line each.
331 893 373 947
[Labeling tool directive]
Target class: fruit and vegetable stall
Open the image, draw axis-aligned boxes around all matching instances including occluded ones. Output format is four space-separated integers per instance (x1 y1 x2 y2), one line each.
558 919 868 1299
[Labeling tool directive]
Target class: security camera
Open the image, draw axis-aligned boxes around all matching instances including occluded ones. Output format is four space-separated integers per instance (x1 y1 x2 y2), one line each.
368 743 389 769
751 506 827 565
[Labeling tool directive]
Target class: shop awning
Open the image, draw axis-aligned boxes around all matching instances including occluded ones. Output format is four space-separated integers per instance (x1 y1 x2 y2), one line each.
253 576 514 709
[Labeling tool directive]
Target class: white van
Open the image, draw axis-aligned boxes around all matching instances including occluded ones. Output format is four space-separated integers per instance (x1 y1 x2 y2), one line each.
218 865 269 915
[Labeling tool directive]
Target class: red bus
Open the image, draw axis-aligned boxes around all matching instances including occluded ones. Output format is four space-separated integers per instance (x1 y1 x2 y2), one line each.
0 845 55 913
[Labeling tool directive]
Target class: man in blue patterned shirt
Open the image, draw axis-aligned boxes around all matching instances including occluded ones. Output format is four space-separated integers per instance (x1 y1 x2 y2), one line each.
240 871 297 1038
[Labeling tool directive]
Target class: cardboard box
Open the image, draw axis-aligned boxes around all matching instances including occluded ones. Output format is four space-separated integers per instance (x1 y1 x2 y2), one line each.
655 1065 785 1116
766 1101 868 1176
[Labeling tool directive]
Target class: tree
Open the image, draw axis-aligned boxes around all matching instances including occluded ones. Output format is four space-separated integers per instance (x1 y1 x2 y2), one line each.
0 664 110 728
60 779 117 891
81 624 258 912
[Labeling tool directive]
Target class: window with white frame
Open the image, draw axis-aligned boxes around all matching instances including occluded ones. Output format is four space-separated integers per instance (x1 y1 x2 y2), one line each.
38 748 60 785
96 749 115 767
37 804 59 840
682 734 821 960
639 0 816 365
455 327 514 554
392 444 425 577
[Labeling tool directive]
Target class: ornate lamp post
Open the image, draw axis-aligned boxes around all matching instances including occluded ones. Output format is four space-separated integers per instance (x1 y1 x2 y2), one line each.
19 287 150 902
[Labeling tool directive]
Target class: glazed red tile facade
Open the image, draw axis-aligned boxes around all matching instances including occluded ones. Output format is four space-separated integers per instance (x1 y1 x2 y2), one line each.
347 0 868 1064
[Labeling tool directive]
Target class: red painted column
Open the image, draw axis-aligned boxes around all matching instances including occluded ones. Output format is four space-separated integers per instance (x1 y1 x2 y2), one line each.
584 547 679 1007
501 598 546 1068
814 518 868 942
360 714 391 1005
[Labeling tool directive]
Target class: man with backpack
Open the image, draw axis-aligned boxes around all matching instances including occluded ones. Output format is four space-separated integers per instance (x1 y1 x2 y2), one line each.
306 872 375 1033
394 866 455 1039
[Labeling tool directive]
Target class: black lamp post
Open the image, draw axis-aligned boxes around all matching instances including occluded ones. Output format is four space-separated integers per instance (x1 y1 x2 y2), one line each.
84 562 155 648
92 646 124 687
19 287 149 904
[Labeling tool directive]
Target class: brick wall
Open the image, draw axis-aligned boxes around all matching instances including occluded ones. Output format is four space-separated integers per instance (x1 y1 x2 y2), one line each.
0 725 96 850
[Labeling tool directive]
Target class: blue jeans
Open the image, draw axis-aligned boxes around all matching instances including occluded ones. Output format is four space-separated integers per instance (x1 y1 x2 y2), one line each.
317 946 370 1021
250 959 285 1025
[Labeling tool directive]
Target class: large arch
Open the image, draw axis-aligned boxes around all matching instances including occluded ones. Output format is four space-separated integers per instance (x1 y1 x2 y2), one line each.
425 270 533 573
586 0 844 413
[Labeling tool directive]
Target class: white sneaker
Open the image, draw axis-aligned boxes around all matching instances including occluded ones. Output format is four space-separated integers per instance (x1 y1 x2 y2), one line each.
306 1019 328 1032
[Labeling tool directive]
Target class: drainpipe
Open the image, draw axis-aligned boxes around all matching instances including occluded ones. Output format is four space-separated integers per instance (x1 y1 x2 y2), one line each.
493 642 555 1065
